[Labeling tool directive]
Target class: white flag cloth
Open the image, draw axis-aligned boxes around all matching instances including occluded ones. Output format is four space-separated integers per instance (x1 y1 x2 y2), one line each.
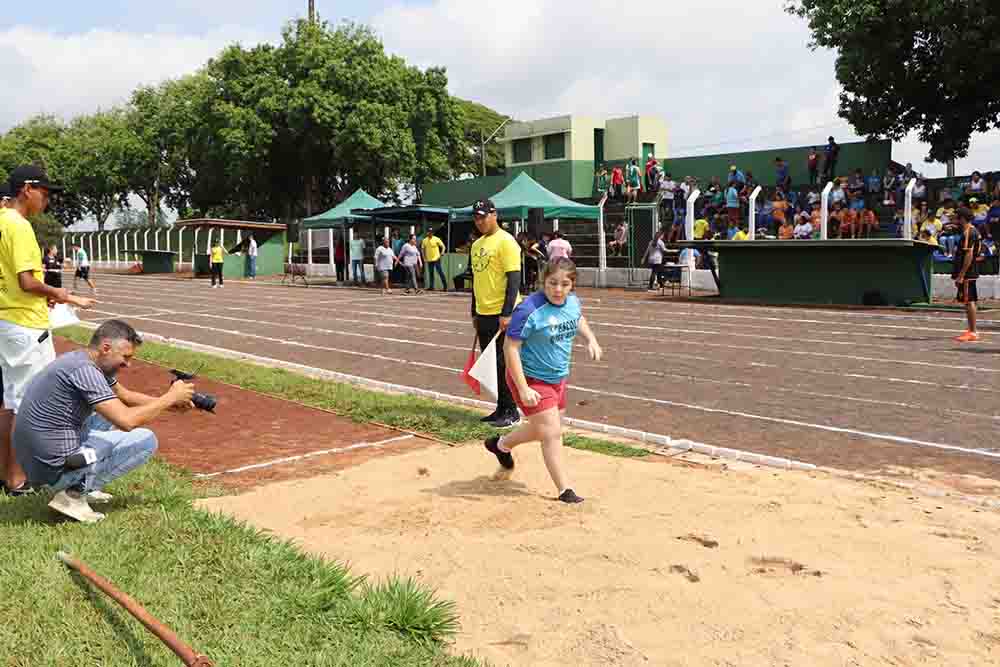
49 304 80 330
469 332 501 400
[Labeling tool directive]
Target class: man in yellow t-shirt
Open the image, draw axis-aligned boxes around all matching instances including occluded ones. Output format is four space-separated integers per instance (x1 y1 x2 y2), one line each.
693 218 710 240
210 238 226 288
470 199 522 427
0 165 95 495
420 228 448 292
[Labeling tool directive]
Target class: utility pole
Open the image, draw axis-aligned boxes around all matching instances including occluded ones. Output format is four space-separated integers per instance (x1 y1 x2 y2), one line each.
480 118 511 177
308 0 316 23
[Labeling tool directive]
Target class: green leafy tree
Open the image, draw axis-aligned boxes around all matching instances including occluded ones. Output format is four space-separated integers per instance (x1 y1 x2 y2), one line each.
0 115 86 227
57 110 133 230
787 0 1000 163
453 98 511 177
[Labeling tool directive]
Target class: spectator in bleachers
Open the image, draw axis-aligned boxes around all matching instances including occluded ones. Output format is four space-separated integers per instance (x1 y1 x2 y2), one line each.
919 228 938 246
859 207 878 238
758 195 775 235
810 206 822 236
610 164 625 201
828 201 844 238
645 155 659 192
794 212 814 239
987 198 1000 241
729 164 746 186
807 147 820 186
775 157 791 192
626 159 642 203
865 169 882 206
770 191 788 236
806 187 821 210
658 172 676 220
779 214 796 239
971 198 990 227
823 137 840 180
693 215 710 240
725 180 740 231
839 204 858 239
882 169 898 208
608 222 627 256
830 180 847 207
848 169 865 202
732 224 749 241
595 164 609 198
964 171 987 200
912 178 927 205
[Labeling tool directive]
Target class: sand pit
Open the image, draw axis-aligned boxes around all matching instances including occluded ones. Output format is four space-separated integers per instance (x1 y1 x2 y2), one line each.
200 444 1000 666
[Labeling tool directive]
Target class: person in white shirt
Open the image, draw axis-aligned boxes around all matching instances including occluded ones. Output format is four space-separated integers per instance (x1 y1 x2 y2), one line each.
246 234 258 279
659 173 677 221
373 237 398 295
396 234 423 294
794 217 814 239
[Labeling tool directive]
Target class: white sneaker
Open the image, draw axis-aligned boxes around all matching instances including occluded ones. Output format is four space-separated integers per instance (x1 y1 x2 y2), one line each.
87 490 113 503
48 489 106 523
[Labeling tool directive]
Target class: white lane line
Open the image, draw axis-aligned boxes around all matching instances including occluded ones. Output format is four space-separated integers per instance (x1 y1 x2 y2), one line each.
80 310 998 460
580 302 995 337
193 434 416 478
566 384 1000 460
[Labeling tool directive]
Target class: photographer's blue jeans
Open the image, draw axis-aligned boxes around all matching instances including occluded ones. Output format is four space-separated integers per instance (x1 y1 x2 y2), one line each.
50 414 158 494
352 260 365 282
247 256 257 278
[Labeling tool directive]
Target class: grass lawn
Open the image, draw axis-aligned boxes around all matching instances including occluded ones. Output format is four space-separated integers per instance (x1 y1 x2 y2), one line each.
0 328 650 664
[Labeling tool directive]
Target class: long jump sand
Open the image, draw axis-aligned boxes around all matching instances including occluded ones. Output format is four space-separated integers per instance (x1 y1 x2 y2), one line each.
200 443 1000 666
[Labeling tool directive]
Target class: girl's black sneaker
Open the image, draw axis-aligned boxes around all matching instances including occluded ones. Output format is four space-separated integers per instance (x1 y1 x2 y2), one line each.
558 489 583 504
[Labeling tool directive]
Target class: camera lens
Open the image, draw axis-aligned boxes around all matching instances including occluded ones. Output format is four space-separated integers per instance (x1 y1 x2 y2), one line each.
192 392 217 413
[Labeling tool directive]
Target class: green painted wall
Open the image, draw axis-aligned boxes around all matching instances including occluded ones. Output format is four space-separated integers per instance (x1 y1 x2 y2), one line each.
716 241 932 306
664 140 892 188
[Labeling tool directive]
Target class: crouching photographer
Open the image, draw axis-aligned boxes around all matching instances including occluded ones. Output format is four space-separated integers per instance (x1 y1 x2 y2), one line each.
14 320 195 523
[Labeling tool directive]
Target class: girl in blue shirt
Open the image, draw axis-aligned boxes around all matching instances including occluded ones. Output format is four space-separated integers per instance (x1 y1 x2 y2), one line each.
483 258 602 503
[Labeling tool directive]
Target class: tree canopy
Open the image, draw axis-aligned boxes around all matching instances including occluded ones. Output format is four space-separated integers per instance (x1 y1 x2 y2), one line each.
787 0 1000 163
0 18 501 228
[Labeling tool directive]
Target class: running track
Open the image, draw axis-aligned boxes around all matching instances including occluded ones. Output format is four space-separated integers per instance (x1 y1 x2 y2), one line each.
76 275 1000 481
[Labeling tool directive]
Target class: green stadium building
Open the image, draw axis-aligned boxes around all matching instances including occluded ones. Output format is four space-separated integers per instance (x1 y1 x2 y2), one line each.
422 113 893 207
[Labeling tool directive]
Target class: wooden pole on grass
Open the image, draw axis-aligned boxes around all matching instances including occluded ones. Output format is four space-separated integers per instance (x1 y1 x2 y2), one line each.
56 552 214 666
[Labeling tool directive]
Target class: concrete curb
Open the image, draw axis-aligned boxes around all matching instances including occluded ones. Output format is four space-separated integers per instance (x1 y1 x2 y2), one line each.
75 322 817 473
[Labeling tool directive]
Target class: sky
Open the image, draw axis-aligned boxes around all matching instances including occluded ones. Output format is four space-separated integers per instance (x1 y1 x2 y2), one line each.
3 0 998 184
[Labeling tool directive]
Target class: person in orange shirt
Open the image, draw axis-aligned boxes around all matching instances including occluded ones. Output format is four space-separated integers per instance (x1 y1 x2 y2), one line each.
829 202 844 238
858 208 878 238
778 216 795 239
840 206 858 239
809 207 822 238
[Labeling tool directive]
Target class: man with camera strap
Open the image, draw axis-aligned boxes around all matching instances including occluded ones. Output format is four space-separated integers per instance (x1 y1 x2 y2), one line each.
14 320 195 523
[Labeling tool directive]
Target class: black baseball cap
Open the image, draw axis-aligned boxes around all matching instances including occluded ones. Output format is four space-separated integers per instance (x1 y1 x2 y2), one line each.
471 199 496 217
0 182 10 199
8 164 64 195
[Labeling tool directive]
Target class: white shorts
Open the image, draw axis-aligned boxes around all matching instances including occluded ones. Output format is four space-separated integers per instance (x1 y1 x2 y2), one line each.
0 320 56 412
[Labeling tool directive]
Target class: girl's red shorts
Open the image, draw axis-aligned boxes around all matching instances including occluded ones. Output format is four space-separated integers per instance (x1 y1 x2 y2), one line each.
506 370 567 416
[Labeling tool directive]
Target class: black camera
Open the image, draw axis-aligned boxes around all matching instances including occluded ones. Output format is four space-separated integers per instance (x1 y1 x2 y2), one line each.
169 369 218 413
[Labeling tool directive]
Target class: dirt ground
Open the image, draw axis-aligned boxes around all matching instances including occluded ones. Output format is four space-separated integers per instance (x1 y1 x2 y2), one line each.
54 339 433 490
200 442 1000 667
